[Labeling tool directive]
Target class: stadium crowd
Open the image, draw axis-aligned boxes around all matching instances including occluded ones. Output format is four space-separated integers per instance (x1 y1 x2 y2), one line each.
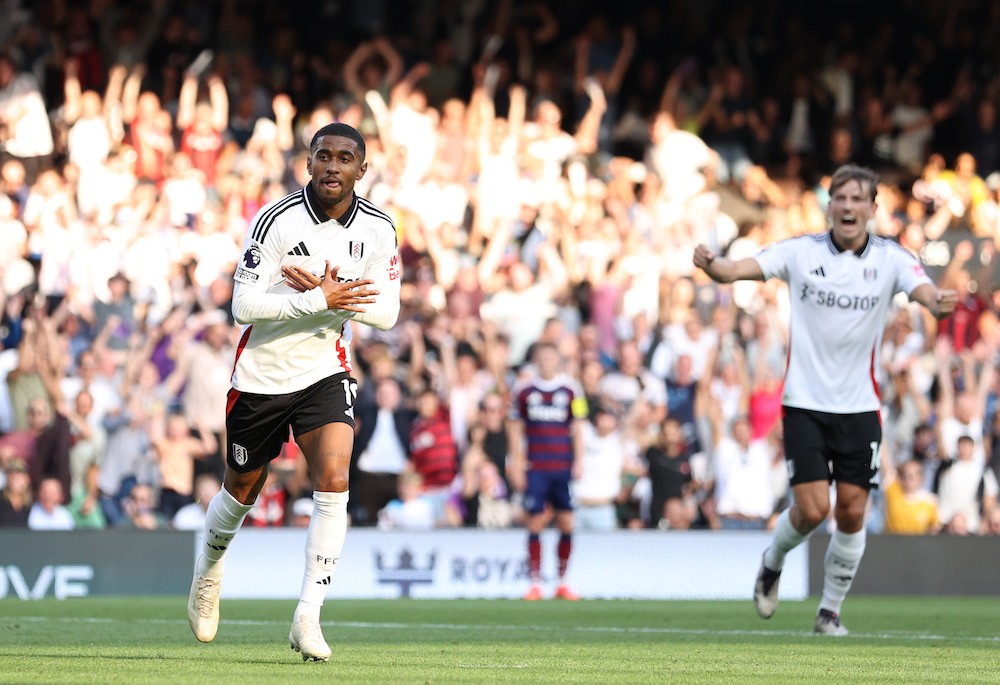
0 0 999 537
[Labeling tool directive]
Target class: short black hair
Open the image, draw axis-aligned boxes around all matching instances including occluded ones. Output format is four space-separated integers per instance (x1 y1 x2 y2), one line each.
310 122 365 160
455 341 478 360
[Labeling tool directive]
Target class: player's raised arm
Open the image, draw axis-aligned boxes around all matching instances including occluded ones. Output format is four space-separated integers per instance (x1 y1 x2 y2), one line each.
692 244 765 283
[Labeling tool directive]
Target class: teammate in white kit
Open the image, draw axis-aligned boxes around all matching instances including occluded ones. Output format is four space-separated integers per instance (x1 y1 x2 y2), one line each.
693 165 957 635
187 122 400 660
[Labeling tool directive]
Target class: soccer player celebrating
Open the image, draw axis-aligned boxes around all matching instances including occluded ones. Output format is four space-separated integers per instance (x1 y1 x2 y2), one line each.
508 341 588 600
187 122 400 660
693 164 957 635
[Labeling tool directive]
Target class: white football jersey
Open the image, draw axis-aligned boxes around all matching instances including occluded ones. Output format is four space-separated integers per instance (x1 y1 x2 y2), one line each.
754 232 931 413
230 185 401 394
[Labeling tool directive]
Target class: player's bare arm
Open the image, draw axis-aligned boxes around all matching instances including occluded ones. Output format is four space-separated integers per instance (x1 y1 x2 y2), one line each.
692 244 765 283
571 419 586 481
283 260 378 313
506 419 527 492
909 283 958 320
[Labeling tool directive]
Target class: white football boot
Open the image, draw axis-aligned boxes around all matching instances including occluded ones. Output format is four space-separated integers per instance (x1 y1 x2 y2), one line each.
814 609 849 636
187 557 222 643
753 552 782 619
289 617 332 662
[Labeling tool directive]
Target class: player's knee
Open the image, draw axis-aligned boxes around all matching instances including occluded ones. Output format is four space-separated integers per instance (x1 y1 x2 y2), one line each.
314 472 350 492
834 500 866 530
794 504 828 531
224 468 266 504
305 445 352 492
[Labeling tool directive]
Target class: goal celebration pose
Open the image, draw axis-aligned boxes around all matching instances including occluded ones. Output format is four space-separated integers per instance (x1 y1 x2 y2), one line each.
187 122 400 660
693 164 956 634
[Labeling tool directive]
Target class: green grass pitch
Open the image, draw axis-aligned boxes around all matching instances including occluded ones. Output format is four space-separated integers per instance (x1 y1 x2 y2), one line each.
1 597 998 684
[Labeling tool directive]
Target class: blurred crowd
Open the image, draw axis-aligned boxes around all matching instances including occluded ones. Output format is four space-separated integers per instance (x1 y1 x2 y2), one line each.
1 0 999 537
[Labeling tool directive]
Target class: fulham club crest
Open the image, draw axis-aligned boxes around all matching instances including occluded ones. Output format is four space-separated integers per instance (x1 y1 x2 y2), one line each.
349 241 364 261
863 267 877 282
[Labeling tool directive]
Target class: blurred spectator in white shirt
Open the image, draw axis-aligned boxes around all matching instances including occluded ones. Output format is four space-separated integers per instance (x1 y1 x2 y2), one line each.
27 477 74 530
710 416 776 530
0 53 54 182
575 404 635 530
378 470 435 531
172 474 221 531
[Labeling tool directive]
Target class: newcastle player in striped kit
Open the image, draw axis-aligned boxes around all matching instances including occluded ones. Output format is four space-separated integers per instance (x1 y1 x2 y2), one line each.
508 342 588 600
187 122 400 660
694 165 956 634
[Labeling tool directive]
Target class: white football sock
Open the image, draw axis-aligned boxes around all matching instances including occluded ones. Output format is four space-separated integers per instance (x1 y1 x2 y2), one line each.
196 488 254 580
763 508 810 571
294 490 349 623
819 528 866 615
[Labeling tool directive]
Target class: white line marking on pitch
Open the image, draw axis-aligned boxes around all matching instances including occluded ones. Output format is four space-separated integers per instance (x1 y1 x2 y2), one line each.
8 616 1000 644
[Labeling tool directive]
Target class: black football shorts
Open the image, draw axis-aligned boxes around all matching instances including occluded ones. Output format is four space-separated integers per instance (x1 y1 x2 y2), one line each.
225 372 358 473
781 406 882 490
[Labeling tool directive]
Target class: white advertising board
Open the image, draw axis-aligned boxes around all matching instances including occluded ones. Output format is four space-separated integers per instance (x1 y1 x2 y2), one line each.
217 529 808 600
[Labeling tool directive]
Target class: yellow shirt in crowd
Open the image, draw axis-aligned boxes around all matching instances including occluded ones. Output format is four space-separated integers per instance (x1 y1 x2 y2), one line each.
883 480 939 535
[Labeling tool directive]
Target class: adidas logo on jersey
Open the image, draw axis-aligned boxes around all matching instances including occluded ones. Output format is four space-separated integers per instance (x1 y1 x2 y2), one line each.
288 242 311 256
810 266 826 277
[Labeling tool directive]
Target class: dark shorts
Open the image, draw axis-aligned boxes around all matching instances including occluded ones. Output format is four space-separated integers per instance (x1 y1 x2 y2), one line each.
782 406 882 490
523 470 573 515
225 372 357 473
